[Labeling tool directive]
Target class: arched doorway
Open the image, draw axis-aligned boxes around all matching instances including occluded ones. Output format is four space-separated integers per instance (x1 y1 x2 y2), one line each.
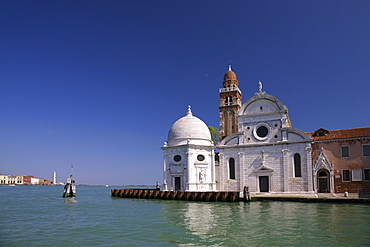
317 170 330 193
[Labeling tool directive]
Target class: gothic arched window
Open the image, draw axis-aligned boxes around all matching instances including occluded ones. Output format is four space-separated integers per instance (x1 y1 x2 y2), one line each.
294 153 302 177
229 158 235 179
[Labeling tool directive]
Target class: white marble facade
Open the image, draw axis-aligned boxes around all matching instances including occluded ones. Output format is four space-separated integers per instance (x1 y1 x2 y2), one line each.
217 90 314 194
162 106 216 191
162 83 314 194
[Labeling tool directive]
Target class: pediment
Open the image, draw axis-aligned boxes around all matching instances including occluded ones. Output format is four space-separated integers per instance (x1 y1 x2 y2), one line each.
218 132 240 146
254 164 274 173
314 149 333 172
240 93 286 116
285 128 312 141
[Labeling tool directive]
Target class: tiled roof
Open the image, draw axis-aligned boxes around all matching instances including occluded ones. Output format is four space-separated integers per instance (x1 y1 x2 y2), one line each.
307 127 370 141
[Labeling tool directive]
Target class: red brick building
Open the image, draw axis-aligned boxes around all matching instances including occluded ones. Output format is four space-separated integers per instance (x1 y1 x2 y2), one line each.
219 66 242 139
22 175 33 185
309 127 370 194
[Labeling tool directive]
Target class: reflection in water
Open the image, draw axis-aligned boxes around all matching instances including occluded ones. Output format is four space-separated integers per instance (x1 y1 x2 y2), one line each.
182 202 235 239
1 187 369 246
163 201 370 246
183 202 215 236
63 197 78 227
64 197 77 204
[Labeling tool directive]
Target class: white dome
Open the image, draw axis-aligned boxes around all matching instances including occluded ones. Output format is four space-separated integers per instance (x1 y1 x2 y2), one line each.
167 106 212 146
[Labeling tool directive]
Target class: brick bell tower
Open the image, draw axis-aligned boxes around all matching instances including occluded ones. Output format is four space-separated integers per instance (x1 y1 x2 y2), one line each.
219 65 242 139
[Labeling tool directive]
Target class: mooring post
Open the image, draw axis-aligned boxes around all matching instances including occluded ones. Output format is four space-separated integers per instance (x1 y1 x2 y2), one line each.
243 186 250 202
184 192 190 201
153 190 159 199
177 191 184 200
119 189 125 197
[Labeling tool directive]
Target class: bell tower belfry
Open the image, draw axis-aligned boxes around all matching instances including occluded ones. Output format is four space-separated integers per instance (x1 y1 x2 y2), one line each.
219 66 242 138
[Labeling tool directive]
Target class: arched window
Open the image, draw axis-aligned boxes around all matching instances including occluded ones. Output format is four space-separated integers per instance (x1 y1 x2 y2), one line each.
294 153 302 177
225 96 233 106
229 158 235 179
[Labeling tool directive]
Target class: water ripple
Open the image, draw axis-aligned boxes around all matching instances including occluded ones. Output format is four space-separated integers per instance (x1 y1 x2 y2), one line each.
1 186 369 246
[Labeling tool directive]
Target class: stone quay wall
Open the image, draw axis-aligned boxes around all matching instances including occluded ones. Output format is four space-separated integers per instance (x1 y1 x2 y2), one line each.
111 189 241 202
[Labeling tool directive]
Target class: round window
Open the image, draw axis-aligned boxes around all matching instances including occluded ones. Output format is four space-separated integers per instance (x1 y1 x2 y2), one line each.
174 155 181 162
197 154 205 161
256 126 269 138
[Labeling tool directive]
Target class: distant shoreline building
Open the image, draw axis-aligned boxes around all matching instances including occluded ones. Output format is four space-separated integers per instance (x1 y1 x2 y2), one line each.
0 175 24 185
0 174 52 185
53 172 57 185
162 67 370 195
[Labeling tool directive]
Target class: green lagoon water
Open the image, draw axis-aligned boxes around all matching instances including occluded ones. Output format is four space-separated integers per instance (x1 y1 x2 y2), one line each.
1 185 369 246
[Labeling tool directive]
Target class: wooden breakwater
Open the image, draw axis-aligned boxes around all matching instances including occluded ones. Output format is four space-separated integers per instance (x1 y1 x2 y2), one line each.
111 189 241 202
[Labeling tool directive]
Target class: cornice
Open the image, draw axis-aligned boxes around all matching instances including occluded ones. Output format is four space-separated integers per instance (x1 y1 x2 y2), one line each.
312 136 370 143
218 139 311 149
162 144 215 150
238 109 286 119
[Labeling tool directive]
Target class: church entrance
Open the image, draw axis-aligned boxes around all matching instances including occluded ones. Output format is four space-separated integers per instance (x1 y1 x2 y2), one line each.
174 177 181 191
259 176 269 192
318 170 330 193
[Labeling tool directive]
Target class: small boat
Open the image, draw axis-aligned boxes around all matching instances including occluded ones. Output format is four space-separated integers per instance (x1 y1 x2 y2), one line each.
62 164 76 198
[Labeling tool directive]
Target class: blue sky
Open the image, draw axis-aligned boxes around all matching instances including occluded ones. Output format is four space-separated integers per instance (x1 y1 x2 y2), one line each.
1 0 369 185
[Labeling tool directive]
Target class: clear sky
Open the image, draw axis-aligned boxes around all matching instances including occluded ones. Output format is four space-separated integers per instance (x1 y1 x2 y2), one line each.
1 0 369 185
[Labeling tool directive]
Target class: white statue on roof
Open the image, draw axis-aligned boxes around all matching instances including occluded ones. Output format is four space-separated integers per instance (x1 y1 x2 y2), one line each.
259 81 263 92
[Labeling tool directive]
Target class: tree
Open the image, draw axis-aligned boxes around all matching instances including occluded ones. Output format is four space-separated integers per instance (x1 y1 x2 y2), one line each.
208 126 221 144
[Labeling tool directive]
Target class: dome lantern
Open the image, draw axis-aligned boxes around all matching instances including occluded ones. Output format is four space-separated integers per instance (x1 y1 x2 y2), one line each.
223 65 238 88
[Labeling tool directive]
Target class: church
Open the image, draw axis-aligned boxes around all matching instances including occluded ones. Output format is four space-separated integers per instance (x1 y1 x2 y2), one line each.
162 105 216 191
162 67 314 194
